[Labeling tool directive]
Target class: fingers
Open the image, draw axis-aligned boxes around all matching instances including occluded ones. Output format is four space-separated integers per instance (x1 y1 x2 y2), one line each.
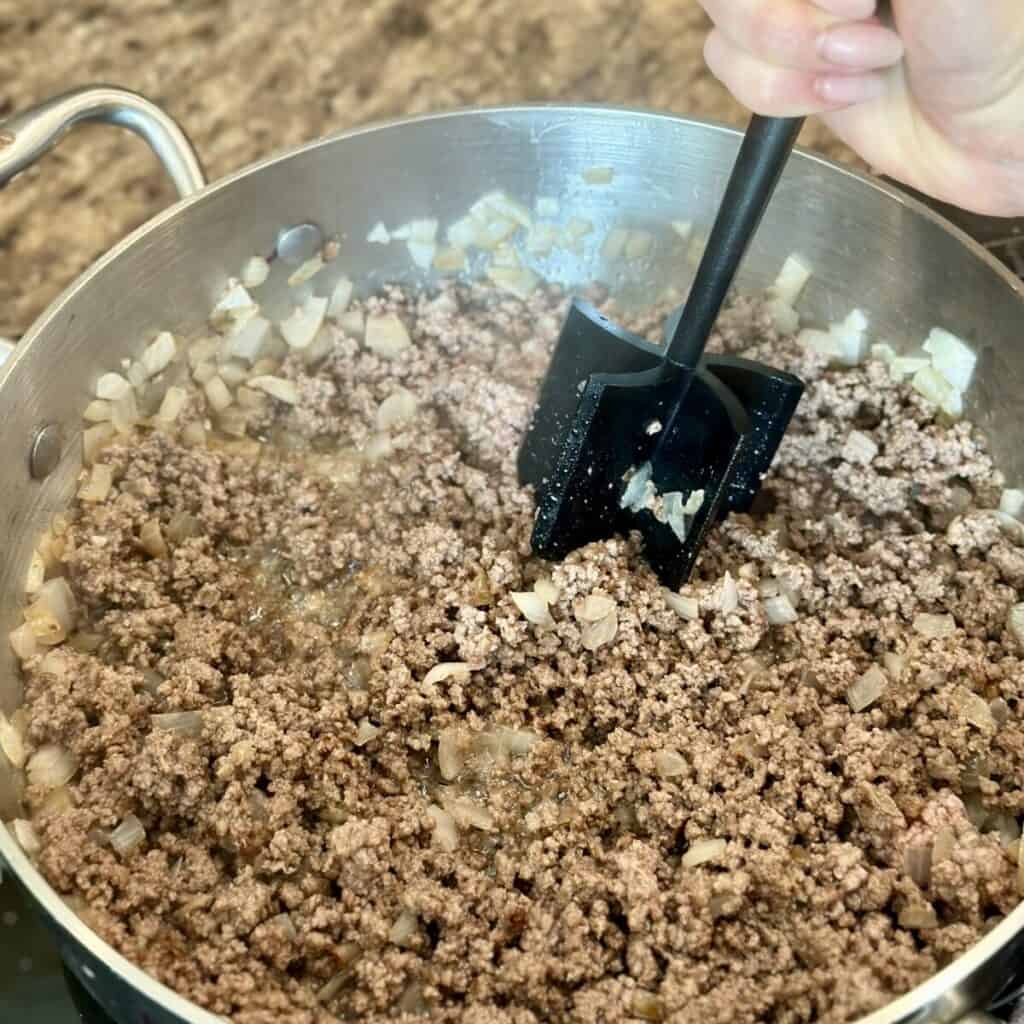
697 0 902 73
704 28 890 116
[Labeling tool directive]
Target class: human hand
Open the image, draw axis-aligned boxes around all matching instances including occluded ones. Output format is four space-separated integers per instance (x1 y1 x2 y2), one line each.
697 0 1024 216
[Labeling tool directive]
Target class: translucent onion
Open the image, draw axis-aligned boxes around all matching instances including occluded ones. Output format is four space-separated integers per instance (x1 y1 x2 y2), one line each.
682 837 726 868
426 804 458 851
364 314 412 358
654 749 687 779
576 594 616 623
109 813 146 855
211 281 257 327
923 327 976 393
140 332 176 378
847 665 887 712
769 255 812 307
151 710 203 737
11 819 41 858
78 464 113 503
663 590 700 621
764 594 798 625
248 375 299 406
718 572 739 614
241 256 270 288
0 712 26 768
903 845 932 887
354 719 381 747
422 663 471 687
1007 603 1024 644
913 613 956 639
83 423 116 465
510 591 554 629
376 389 418 430
95 372 131 401
226 315 271 364
154 386 189 427
443 793 495 831
82 400 112 423
26 744 78 790
389 909 419 947
287 255 324 287
111 390 140 434
9 623 39 661
581 612 618 652
437 727 465 781
280 296 328 350
24 578 76 646
25 550 45 596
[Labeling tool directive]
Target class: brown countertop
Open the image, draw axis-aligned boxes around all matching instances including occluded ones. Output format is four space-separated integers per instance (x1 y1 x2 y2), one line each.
0 0 856 336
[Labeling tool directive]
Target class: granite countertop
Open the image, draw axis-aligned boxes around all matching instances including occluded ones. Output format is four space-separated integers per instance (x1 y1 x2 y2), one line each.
0 0 856 337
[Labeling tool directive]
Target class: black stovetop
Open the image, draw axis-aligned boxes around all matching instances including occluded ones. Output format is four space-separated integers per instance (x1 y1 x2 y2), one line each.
2 192 1022 1024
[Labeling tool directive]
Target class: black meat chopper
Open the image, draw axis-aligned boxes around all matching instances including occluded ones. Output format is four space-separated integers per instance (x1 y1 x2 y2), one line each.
518 115 807 590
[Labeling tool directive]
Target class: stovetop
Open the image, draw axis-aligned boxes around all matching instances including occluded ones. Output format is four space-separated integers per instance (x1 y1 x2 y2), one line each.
2 191 1022 1024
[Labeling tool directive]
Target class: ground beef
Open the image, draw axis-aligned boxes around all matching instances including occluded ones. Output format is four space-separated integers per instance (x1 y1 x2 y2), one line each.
17 281 1024 1024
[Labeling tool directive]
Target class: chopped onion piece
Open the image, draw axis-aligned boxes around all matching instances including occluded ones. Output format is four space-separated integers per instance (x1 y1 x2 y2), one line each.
999 489 1024 520
889 356 930 381
631 991 664 1022
376 389 418 430
582 165 614 184
438 728 465 780
871 342 897 364
366 222 391 244
525 222 560 256
433 246 467 272
924 327 976 393
79 463 113 503
280 296 328 350
663 590 699 621
956 688 996 731
339 310 365 337
109 813 146 855
288 255 324 286
241 256 270 288
671 220 693 241
111 390 139 434
9 623 38 661
830 309 869 366
25 578 76 645
423 663 471 687
536 196 559 217
682 837 726 868
226 315 271 364
155 386 189 426
354 719 381 747
446 215 479 249
11 819 41 858
126 361 147 389
151 710 203 737
203 375 233 413
362 433 393 462
192 361 217 385
510 592 554 629
392 218 439 243
770 255 812 306
166 512 201 543
882 651 906 682
389 909 419 947
765 299 799 334
218 361 249 386
486 266 539 299
365 313 412 358
141 332 176 378
847 665 887 712
212 281 257 327
620 461 654 512
444 794 495 831
473 192 532 229
798 328 844 361
718 572 739 614
533 577 560 604
0 712 26 768
140 519 168 559
27 744 77 790
654 749 687 778
576 594 616 623
25 550 45 595
327 277 354 317
1008 603 1024 644
913 613 956 639
426 804 458 851
249 375 299 405
764 594 798 626
83 400 112 423
181 421 207 447
96 372 131 401
601 227 629 262
912 365 963 418
581 611 618 652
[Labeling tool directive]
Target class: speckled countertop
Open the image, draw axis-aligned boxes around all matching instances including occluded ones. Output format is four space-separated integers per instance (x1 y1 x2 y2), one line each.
0 0 857 337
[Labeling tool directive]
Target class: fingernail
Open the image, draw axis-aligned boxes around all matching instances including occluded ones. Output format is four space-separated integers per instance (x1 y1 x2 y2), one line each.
814 72 888 105
816 0 876 17
817 23 904 68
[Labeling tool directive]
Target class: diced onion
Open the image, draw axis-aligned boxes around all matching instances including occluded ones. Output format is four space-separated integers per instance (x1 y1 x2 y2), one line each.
339 310 365 337
376 389 418 430
26 744 78 790
354 719 381 747
764 594 798 626
181 421 207 448
444 794 496 831
226 315 271 364
770 255 812 306
96 372 131 400
525 222 560 256
151 710 203 737
0 712 26 769
288 255 324 287
9 623 39 661
24 578 76 645
486 266 539 299
241 256 270 288
155 386 189 426
25 550 45 595
203 375 233 413
389 909 419 947
83 400 112 423
83 423 115 466
367 222 391 244
999 489 1024 519
433 246 467 272
510 592 554 629
426 804 458 851
141 332 176 378
280 296 328 350
533 577 560 604
11 819 41 858
889 356 930 381
328 278 354 317
654 749 687 779
218 363 247 387
212 281 258 327
718 572 739 614
842 430 878 465
111 390 139 434
109 813 146 855
847 665 888 712
422 663 471 687
899 905 938 930
365 313 411 358
923 327 976 393
78 464 114 503
682 837 726 868
912 365 963 418
671 220 693 241
576 594 616 623
663 590 699 621
581 611 618 652
248 375 299 405
913 613 956 639
621 461 654 512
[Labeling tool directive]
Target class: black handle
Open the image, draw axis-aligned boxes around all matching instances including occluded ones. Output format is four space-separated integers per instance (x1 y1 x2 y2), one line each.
667 115 804 367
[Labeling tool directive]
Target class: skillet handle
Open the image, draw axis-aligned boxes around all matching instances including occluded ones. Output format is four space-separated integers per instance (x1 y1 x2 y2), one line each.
0 85 205 199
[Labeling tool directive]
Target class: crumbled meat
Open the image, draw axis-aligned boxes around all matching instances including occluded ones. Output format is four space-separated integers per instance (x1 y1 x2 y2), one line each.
16 281 1024 1024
